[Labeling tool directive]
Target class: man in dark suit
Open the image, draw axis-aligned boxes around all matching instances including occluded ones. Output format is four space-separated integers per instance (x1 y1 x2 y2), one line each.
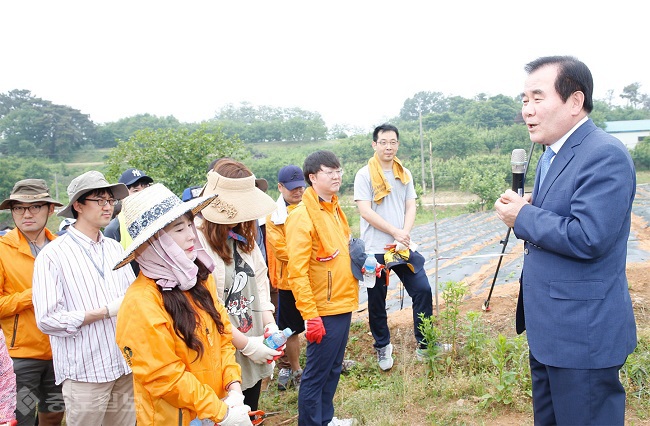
494 56 637 425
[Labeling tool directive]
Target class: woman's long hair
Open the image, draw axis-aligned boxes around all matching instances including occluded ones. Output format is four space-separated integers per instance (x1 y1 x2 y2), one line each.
199 220 256 264
156 213 226 360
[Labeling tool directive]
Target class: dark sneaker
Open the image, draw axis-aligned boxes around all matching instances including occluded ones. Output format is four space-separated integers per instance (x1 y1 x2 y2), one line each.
291 368 303 390
277 367 291 391
341 359 357 374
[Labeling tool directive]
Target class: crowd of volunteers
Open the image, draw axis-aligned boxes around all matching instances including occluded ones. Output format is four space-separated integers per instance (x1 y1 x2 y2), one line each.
0 55 639 426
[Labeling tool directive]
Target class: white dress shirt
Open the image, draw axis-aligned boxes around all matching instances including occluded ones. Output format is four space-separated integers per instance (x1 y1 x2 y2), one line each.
32 225 135 385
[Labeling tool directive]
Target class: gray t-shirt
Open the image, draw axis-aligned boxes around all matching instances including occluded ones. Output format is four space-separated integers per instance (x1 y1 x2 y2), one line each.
353 165 416 254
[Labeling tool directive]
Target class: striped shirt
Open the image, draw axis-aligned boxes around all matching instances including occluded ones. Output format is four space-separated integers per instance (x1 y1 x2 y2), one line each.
32 225 136 385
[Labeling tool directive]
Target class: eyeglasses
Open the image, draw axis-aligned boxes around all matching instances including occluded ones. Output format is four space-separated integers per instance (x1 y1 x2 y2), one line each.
376 140 399 147
319 169 344 178
11 204 47 215
85 198 118 207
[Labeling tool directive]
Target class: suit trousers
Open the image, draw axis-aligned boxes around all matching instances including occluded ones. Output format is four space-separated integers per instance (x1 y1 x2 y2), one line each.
367 254 433 349
298 313 351 426
529 352 626 425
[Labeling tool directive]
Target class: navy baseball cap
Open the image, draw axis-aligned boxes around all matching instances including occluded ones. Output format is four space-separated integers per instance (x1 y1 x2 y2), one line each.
278 165 306 190
119 168 154 186
181 185 203 202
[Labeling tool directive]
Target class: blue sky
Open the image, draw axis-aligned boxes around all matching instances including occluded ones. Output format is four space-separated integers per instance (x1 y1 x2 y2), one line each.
1 0 648 132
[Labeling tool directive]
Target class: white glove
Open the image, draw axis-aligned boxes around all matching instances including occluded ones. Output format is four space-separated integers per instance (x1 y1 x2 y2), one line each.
106 296 124 317
263 322 279 336
240 335 281 364
394 240 418 252
394 241 408 252
223 390 245 408
218 404 253 426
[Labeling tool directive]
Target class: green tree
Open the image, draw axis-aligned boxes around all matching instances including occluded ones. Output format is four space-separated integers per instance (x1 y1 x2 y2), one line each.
96 114 183 148
620 82 642 108
211 103 327 142
399 91 447 121
590 100 610 128
459 163 506 211
421 111 457 131
0 90 97 159
446 96 475 115
485 125 530 155
429 123 484 160
105 125 247 195
631 136 650 170
0 89 44 117
462 95 520 129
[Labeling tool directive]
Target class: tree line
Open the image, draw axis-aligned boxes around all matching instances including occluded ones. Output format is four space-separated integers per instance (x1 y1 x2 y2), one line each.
1 83 650 228
0 90 329 158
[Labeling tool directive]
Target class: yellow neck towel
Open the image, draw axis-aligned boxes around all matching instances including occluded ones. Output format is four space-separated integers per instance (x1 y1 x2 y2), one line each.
368 153 410 205
302 186 350 262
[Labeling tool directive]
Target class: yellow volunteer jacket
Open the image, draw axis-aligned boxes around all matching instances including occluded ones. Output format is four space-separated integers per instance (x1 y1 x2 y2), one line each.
0 227 55 360
265 203 298 291
285 200 359 320
115 274 241 425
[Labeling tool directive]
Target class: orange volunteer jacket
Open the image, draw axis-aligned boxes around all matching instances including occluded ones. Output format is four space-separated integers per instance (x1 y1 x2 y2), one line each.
285 197 359 320
265 203 298 291
0 227 56 360
115 274 241 425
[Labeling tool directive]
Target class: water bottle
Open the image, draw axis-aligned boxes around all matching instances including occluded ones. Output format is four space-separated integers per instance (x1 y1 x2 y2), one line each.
189 418 214 426
361 255 377 288
264 327 293 349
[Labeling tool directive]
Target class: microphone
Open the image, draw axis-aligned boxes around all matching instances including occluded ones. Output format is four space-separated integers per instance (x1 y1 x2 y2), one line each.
511 149 527 196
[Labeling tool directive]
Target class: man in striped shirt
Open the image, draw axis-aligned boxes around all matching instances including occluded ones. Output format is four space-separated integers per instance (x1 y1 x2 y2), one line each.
33 171 136 425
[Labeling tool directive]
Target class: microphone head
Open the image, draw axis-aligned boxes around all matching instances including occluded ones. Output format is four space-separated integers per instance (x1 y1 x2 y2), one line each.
511 149 527 173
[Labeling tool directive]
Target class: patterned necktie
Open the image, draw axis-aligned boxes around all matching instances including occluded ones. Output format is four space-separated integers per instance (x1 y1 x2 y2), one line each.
538 148 556 186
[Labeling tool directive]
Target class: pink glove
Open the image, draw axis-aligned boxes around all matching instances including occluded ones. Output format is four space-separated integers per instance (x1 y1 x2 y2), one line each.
305 317 326 344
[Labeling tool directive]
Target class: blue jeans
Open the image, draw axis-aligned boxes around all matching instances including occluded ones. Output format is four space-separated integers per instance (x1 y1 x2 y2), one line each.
298 313 351 426
367 253 433 349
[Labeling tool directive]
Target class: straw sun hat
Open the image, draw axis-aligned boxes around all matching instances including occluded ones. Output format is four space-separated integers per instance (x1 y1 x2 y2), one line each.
201 170 276 224
113 183 217 270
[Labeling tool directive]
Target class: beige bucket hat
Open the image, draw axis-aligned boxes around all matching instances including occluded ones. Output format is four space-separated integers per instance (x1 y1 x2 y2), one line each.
58 171 129 218
0 179 63 210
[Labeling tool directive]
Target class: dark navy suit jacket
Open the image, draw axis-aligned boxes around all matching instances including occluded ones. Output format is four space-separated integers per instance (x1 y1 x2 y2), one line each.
514 119 637 369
